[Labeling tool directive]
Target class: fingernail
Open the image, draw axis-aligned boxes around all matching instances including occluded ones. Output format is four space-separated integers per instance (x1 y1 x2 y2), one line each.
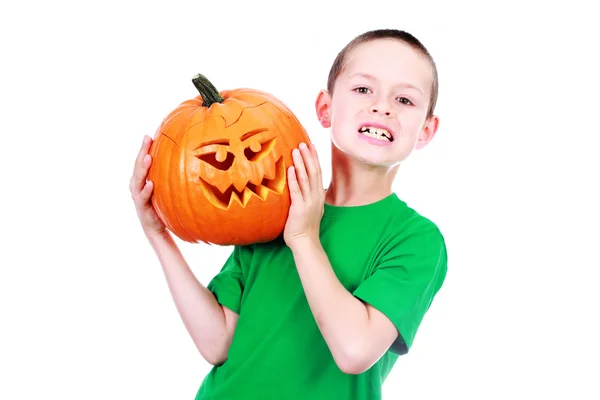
299 142 307 149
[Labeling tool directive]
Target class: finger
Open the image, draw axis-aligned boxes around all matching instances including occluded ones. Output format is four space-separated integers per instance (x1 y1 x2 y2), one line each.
136 180 154 205
133 135 152 176
298 142 318 191
287 166 302 203
131 135 151 192
292 148 310 198
130 153 152 195
310 143 323 190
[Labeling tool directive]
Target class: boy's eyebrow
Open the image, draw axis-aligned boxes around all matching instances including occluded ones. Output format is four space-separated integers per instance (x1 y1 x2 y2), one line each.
348 72 423 94
348 72 378 81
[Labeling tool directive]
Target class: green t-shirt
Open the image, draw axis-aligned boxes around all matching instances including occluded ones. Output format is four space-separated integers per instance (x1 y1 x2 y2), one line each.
195 193 447 400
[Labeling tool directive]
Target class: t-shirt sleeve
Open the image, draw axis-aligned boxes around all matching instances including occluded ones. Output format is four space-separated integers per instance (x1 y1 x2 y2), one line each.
352 221 448 355
206 245 251 314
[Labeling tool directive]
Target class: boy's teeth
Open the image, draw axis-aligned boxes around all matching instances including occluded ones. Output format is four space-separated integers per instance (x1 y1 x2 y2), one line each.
361 130 388 141
359 126 392 141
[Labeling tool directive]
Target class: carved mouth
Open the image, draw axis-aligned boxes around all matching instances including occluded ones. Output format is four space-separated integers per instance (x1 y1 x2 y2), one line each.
199 157 286 209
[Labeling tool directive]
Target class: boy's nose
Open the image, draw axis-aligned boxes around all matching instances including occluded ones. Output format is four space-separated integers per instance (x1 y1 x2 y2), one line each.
371 107 391 116
370 97 393 116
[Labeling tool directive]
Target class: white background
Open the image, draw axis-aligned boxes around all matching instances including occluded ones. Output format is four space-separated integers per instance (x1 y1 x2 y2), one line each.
1 0 599 399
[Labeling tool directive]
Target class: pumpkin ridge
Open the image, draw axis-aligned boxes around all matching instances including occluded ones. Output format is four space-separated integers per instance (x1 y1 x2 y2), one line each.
169 120 199 242
186 115 227 135
183 100 269 133
224 101 267 128
180 129 207 242
160 134 195 242
160 133 178 147
162 103 199 139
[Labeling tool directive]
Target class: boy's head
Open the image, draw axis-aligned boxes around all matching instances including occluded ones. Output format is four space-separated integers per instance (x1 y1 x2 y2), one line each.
316 29 440 168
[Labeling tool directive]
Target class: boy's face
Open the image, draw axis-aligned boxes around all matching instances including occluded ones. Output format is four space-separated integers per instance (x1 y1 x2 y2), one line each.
316 38 438 167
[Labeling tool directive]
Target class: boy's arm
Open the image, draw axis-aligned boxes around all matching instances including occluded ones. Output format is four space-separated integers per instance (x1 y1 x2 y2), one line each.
284 143 399 374
290 228 446 375
289 237 397 375
148 230 238 366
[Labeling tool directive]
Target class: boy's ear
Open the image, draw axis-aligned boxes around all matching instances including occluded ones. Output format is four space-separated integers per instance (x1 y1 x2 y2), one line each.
315 89 331 128
415 115 440 149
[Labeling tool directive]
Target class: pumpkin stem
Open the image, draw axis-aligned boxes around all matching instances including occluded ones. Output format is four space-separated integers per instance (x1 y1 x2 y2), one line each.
192 74 225 107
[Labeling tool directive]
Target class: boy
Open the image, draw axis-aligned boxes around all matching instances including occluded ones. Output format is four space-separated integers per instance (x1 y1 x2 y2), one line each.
130 29 447 399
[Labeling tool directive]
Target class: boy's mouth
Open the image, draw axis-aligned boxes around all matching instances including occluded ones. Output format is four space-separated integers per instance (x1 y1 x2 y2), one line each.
358 126 394 142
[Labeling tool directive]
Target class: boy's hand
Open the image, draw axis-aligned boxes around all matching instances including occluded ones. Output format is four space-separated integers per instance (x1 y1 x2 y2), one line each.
129 135 167 238
283 142 325 249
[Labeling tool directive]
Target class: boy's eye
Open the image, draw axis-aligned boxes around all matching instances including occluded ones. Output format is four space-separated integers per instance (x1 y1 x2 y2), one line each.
397 97 413 105
355 87 371 94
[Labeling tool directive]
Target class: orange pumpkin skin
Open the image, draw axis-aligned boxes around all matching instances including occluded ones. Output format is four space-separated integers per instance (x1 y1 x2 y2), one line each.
147 74 311 246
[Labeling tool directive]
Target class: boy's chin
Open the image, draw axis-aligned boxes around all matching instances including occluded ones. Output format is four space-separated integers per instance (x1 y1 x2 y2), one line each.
349 151 403 168
362 158 402 168
331 141 408 167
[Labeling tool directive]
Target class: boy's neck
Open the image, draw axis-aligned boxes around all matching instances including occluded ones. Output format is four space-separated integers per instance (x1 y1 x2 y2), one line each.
324 145 399 207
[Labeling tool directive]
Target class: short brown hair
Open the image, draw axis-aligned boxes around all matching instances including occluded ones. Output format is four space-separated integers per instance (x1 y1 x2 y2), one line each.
326 29 439 118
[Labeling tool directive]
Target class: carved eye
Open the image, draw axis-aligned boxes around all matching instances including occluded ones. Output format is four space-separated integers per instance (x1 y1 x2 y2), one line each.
196 149 235 171
244 138 276 162
240 128 276 162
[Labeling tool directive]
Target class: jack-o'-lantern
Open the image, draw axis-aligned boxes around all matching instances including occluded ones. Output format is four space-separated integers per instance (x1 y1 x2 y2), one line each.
147 73 311 246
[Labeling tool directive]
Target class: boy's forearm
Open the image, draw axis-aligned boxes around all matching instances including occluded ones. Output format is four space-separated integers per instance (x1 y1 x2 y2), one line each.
289 237 383 374
146 231 234 365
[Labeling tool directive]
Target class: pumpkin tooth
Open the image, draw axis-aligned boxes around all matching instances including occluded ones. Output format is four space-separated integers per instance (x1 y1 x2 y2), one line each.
261 157 276 181
198 178 228 210
261 157 286 194
199 157 286 209
229 189 244 208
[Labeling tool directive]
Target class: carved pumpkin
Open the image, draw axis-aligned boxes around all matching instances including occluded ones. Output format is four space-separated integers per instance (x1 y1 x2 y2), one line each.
147 74 311 246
